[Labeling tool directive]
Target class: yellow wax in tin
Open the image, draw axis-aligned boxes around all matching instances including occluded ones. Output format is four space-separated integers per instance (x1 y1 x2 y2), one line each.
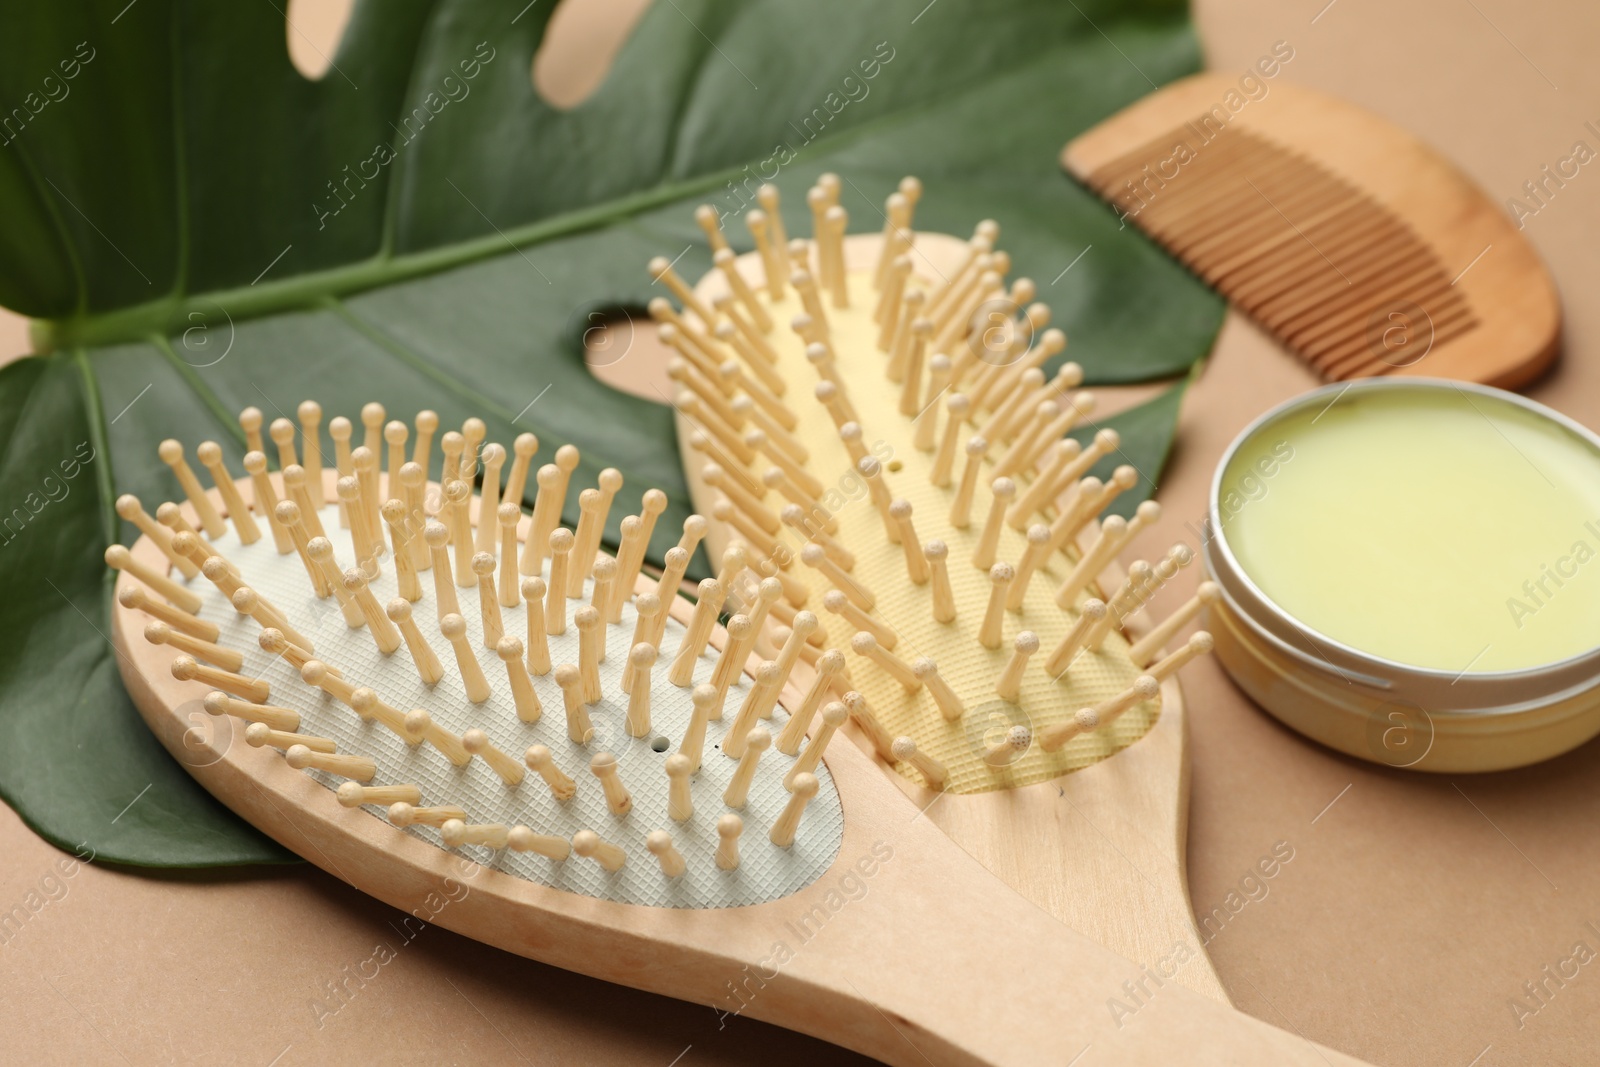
1220 388 1600 673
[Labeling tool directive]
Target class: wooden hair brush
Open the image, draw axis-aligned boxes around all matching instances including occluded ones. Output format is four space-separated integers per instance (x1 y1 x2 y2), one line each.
104 397 1370 1064
660 176 1228 1001
1062 73 1560 387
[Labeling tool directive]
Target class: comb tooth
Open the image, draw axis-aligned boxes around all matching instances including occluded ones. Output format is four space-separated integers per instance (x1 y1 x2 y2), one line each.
224 579 308 651
196 443 262 545
666 348 738 421
336 782 420 808
383 420 409 491
1042 676 1161 753
171 652 268 702
835 690 892 762
614 491 668 614
343 568 401 654
421 523 459 622
398 464 429 571
824 205 850 308
471 444 505 557
496 637 542 724
793 267 832 334
872 186 914 291
813 379 860 434
800 543 875 613
556 662 595 748
359 402 386 459
771 612 817 685
782 505 854 570
928 394 971 489
238 407 265 455
924 221 996 315
746 208 783 299
667 578 723 689
441 820 509 850
717 315 787 399
1129 582 1221 668
301 659 356 705
489 503 520 607
523 744 577 801
521 576 553 675
980 367 1044 444
471 553 505 649
115 495 199 578
143 621 242 672
648 255 716 327
410 409 438 483
249 723 334 753
746 423 821 493
680 392 757 467
118 585 215 640
1085 561 1153 652
438 430 464 494
694 203 730 255
823 590 895 649
588 753 632 816
676 683 719 772
978 563 1014 650
850 632 921 692
578 471 621 592
520 464 560 577
268 418 299 476
995 632 1040 703
1149 631 1215 683
258 627 327 677
387 802 466 828
932 266 1000 355
508 826 572 861
771 772 820 848
460 417 487 484
624 643 658 735
875 255 911 345
910 659 964 722
499 433 537 514
1040 429 1120 514
949 437 990 530
589 557 616 622
576 606 604 702
971 331 1067 416
775 650 844 755
652 541 694 612
543 529 573 635
286 744 375 783
461 729 525 787
710 498 776 563
646 829 688 878
897 320 933 418
1044 471 1125 559
912 354 952 453
158 440 227 539
1008 439 1082 529
710 813 742 870
785 701 846 792
708 614 755 701
761 469 834 535
972 477 1015 571
722 729 770 810
347 687 410 740
438 614 486 703
1005 524 1053 611
384 601 441 684
328 417 356 528
713 247 773 332
405 709 473 764
914 541 954 625
1043 598 1107 681
352 448 385 567
993 399 1058 479
379 500 421 602
888 500 930 584
892 736 948 790
806 188 833 294
725 661 781 759
1054 515 1130 608
887 289 927 382
338 476 377 572
166 525 214 576
205 690 296 731
984 725 1031 768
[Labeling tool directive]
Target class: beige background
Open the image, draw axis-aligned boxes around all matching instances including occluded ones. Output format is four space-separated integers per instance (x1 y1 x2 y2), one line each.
5 0 1600 1063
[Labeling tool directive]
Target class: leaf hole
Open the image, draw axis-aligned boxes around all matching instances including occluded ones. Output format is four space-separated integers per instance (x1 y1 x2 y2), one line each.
531 0 653 110
285 0 355 81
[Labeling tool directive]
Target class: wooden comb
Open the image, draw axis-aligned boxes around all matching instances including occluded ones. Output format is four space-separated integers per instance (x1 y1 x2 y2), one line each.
664 177 1229 1002
1063 73 1560 387
105 408 1366 1065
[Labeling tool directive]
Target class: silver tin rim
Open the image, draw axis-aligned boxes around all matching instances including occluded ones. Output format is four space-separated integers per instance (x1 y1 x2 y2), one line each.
1203 377 1600 714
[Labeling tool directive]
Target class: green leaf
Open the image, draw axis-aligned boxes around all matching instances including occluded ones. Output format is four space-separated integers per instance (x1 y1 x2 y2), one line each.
0 0 1221 864
1067 370 1195 520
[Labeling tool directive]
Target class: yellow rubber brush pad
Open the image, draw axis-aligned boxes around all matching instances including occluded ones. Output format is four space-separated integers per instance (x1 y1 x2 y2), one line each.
688 236 1156 795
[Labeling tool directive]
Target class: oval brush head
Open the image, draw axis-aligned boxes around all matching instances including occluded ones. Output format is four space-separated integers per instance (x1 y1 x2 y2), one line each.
112 417 850 908
661 177 1213 795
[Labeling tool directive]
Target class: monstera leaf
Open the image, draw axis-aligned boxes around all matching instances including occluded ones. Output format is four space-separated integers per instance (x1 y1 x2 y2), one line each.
0 0 1221 865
